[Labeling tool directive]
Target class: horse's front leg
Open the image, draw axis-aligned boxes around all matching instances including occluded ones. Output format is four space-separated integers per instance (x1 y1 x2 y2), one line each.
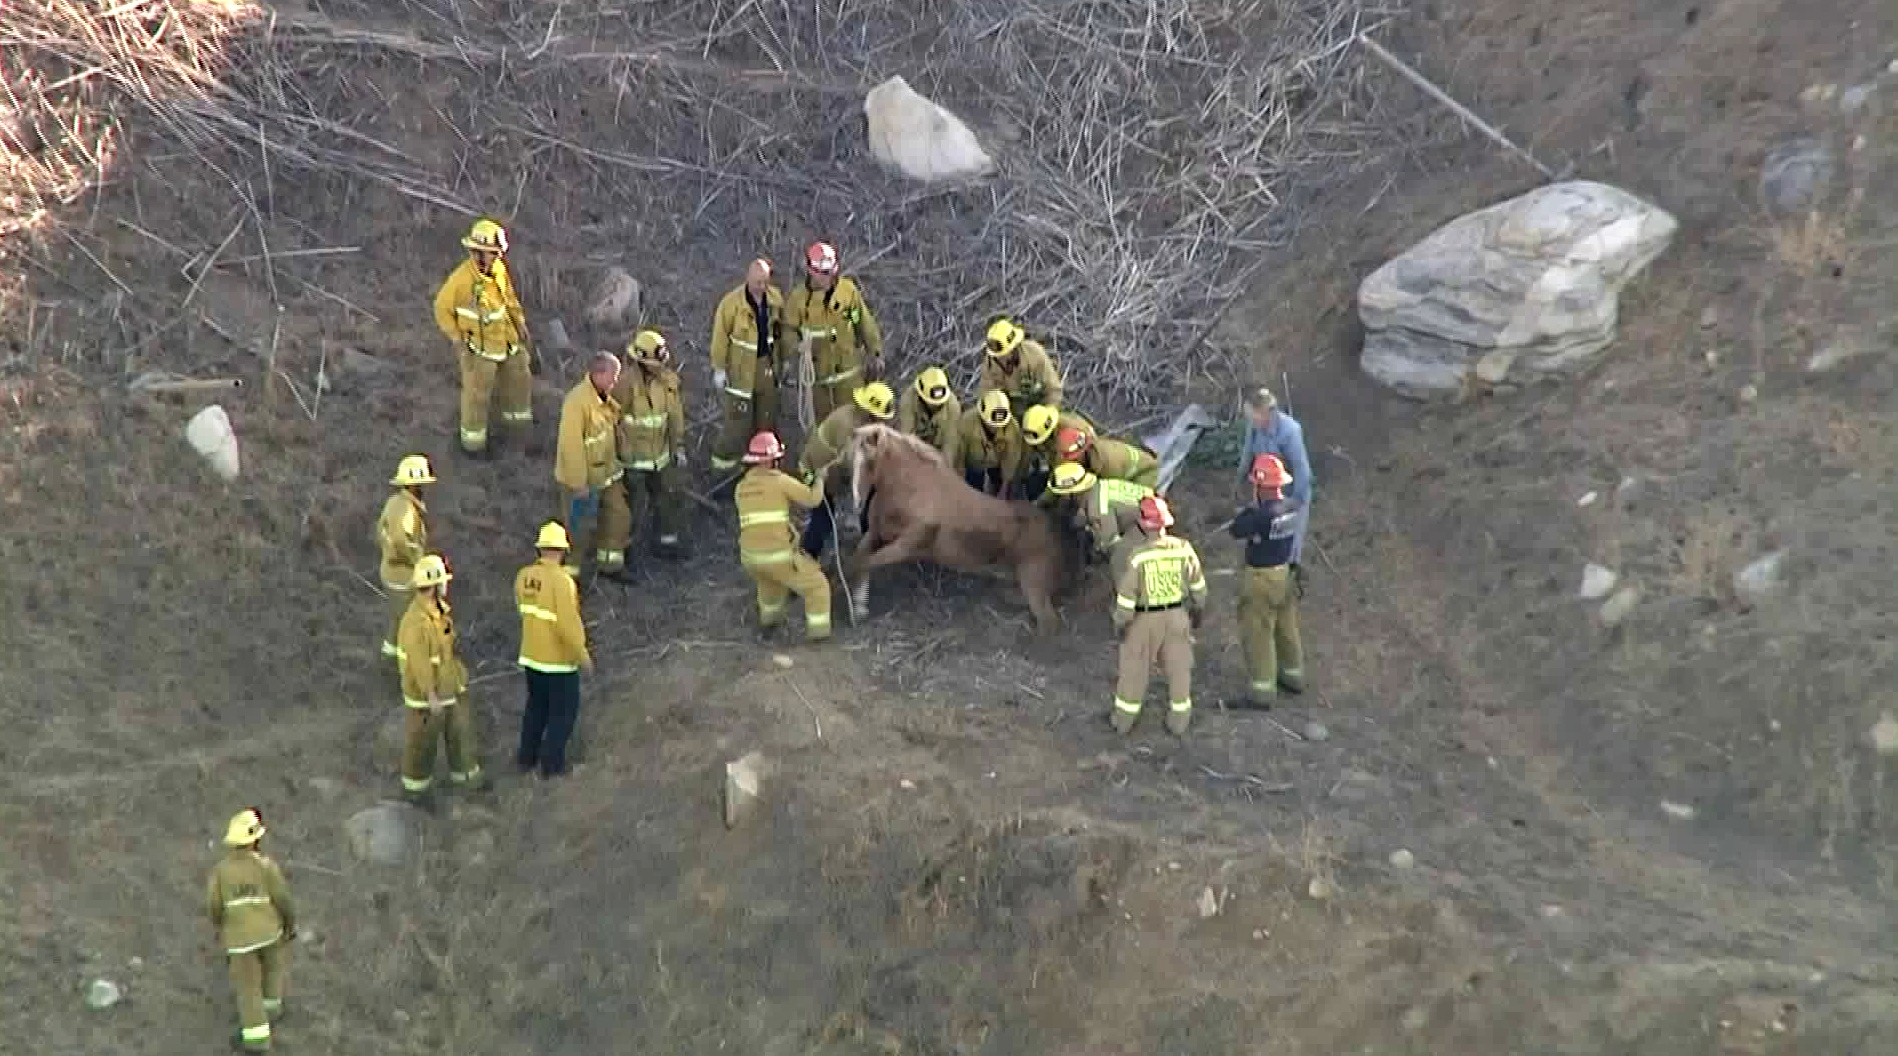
844 526 879 620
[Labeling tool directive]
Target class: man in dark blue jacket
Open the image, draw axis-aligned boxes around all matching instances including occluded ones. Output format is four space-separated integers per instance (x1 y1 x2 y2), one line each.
1227 453 1305 707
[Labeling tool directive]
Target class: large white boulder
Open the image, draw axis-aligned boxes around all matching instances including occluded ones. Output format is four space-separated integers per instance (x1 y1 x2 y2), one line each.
863 76 994 183
1358 180 1677 399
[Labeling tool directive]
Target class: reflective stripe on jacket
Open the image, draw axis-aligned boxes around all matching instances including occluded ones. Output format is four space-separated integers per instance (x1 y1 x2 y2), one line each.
896 389 963 465
555 379 623 492
1112 534 1208 628
433 258 526 358
734 466 823 566
709 284 785 399
784 276 883 384
516 557 589 673
397 594 467 706
955 407 1026 483
376 491 428 589
978 339 1063 409
205 850 294 954
613 366 685 471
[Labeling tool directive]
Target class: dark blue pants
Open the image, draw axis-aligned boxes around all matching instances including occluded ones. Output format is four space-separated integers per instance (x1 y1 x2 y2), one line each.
1021 466 1049 502
800 489 874 559
518 669 581 777
965 467 1003 495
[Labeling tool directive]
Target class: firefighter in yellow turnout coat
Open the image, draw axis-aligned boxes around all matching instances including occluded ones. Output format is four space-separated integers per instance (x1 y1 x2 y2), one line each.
1056 425 1161 490
397 555 487 804
978 317 1063 420
735 431 833 641
515 522 592 778
1041 461 1152 561
205 809 296 1052
556 352 631 578
896 366 962 465
375 455 434 661
709 259 789 472
1111 497 1208 736
614 330 687 555
1021 403 1097 500
432 218 533 455
785 241 885 421
956 389 1027 497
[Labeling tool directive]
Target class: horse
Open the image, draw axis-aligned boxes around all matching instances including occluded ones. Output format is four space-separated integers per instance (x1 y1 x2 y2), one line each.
842 423 1072 633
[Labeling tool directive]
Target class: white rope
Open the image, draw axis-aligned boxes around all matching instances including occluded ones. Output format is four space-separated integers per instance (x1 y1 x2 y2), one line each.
795 337 817 433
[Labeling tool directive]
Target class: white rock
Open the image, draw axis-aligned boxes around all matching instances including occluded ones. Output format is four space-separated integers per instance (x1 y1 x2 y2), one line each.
1698 305 1719 330
771 654 794 669
1870 714 1898 756
1579 563 1618 600
344 801 421 865
1306 876 1334 901
862 75 995 183
1616 474 1643 504
585 268 641 330
899 778 916 790
1473 348 1515 384
1739 383 1758 403
1599 585 1641 627
85 979 122 1009
1576 490 1598 507
185 405 241 481
1660 800 1697 820
1358 180 1678 399
1733 550 1787 603
723 752 765 829
1806 330 1875 373
1197 886 1219 918
127 956 143 969
1388 848 1415 870
1302 721 1331 743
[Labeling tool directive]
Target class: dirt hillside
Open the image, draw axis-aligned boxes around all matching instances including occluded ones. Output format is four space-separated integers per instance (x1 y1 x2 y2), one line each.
3 0 1895 1054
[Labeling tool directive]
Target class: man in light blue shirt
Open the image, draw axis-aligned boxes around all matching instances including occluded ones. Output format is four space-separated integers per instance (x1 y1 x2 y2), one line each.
1234 386 1312 567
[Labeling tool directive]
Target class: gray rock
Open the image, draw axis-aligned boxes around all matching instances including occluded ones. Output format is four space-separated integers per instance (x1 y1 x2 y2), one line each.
345 801 423 866
1734 550 1788 604
542 318 572 352
1359 181 1678 399
85 979 122 1009
1806 329 1877 373
1302 721 1331 743
723 752 766 829
585 268 641 330
1579 563 1618 600
1599 586 1641 628
1388 848 1415 870
1759 139 1834 215
338 348 394 376
1473 348 1515 384
1839 83 1876 115
1615 474 1644 505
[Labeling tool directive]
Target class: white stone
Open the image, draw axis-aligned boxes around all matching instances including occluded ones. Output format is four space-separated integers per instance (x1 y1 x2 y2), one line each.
1302 721 1331 743
1473 348 1515 384
723 752 765 829
1306 876 1334 901
1388 848 1415 870
1198 886 1219 918
1579 563 1618 600
1358 181 1678 399
185 404 241 481
1576 490 1598 507
1734 550 1787 603
771 654 794 669
1870 714 1898 756
1660 800 1697 820
863 76 995 183
1599 586 1641 627
85 979 122 1010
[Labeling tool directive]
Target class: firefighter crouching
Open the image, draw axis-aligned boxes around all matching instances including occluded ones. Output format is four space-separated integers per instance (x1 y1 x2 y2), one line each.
1228 453 1305 707
1111 497 1208 736
1056 425 1161 490
376 455 435 663
515 522 593 778
979 317 1063 420
614 329 688 557
956 389 1026 497
735 431 833 641
397 554 488 806
432 218 533 457
1042 461 1152 562
798 381 896 561
1020 403 1097 500
896 366 962 464
205 808 295 1052
710 258 787 474
555 352 631 579
786 240 885 421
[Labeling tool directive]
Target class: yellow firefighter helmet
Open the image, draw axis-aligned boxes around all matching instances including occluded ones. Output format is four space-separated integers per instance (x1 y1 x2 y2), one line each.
1021 404 1060 445
914 367 952 408
984 318 1024 357
390 454 436 487
223 809 266 847
535 522 571 551
853 382 896 420
979 388 1012 427
461 218 509 254
1047 461 1096 495
412 554 453 589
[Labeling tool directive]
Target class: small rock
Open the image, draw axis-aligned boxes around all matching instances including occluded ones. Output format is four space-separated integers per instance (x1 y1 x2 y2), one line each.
1576 490 1599 507
1839 83 1875 114
1768 718 1782 734
1302 721 1330 743
1734 550 1787 603
1306 876 1334 901
723 752 765 829
1401 1005 1429 1031
1168 861 1182 871
1870 714 1898 756
1579 563 1618 600
1806 330 1874 373
585 267 642 329
1660 800 1697 820
1540 904 1564 918
1698 305 1719 330
1388 848 1415 870
345 801 422 866
1703 349 1720 367
1198 886 1220 918
128 957 143 969
339 348 393 375
1759 139 1834 215
542 318 572 352
1473 349 1515 384
1252 928 1268 940
85 979 122 1010
899 778 916 790
1738 383 1758 403
1599 585 1641 627
1616 474 1644 504
771 654 794 669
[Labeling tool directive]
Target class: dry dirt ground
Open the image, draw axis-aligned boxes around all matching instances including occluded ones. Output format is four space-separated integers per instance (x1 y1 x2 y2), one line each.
4 0 1897 1053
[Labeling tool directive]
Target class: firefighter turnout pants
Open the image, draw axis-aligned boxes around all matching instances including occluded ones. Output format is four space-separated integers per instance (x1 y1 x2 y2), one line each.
564 484 632 575
401 699 481 793
381 583 411 660
228 938 287 1051
458 348 532 453
1237 565 1304 698
711 369 780 471
744 553 833 641
1114 607 1194 731
627 466 683 550
517 669 581 777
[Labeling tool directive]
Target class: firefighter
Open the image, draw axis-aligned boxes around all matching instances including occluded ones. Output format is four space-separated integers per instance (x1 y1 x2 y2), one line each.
375 455 434 663
1055 425 1161 490
1228 453 1305 706
615 329 687 557
432 218 533 457
515 522 593 778
397 554 487 806
1040 461 1152 561
785 241 885 421
1020 403 1098 500
1234 385 1314 577
1110 496 1208 736
797 381 895 560
555 352 631 579
977 317 1063 419
735 431 833 641
956 389 1026 497
896 366 962 464
206 809 296 1052
709 258 788 474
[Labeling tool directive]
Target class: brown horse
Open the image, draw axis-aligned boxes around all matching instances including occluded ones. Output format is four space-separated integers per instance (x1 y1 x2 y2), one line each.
843 423 1071 633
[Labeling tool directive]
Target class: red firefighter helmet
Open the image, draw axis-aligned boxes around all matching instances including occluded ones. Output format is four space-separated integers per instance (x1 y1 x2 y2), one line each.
744 431 785 464
1137 495 1175 531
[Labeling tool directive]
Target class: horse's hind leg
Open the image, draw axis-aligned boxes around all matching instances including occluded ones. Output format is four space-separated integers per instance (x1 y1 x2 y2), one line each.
1018 559 1063 635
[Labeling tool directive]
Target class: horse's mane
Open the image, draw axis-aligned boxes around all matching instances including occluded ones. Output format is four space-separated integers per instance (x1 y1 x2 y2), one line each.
853 423 946 468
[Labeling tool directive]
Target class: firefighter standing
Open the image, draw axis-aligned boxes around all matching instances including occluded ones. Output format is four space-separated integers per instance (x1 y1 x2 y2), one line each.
375 455 434 663
555 352 630 579
956 389 1026 497
397 554 487 805
205 809 295 1052
797 381 895 560
614 330 687 556
1020 403 1098 500
978 317 1063 419
1055 426 1161 490
709 259 788 474
1110 496 1208 736
1228 453 1305 706
515 522 593 778
735 431 833 641
1040 461 1152 560
432 219 533 457
896 366 962 464
785 241 885 421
